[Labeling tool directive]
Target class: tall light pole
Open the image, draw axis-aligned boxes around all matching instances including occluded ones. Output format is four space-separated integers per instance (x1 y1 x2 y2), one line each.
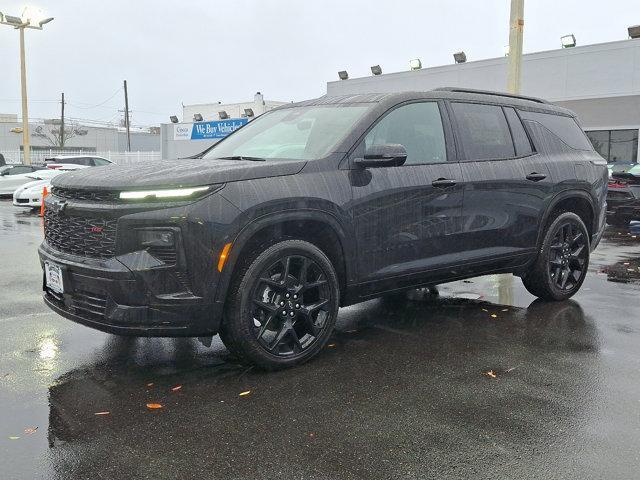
0 7 54 165
506 0 524 94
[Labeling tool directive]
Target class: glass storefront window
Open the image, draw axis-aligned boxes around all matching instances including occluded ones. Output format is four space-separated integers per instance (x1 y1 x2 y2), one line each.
586 129 638 164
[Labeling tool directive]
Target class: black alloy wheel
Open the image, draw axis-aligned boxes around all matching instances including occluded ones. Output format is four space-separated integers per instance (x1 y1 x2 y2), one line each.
548 221 588 291
522 212 590 301
221 240 339 369
252 255 331 356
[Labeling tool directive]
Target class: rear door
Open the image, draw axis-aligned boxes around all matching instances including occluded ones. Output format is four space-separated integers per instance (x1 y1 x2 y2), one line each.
349 100 465 285
450 102 553 263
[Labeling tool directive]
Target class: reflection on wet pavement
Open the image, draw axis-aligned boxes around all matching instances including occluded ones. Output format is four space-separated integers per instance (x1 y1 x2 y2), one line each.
1 204 640 479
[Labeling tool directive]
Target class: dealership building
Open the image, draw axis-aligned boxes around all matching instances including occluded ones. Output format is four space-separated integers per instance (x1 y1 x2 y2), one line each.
327 37 640 164
160 92 288 159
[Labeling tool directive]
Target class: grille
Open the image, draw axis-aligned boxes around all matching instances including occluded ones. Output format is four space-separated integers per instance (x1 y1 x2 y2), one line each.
44 209 118 258
51 186 120 203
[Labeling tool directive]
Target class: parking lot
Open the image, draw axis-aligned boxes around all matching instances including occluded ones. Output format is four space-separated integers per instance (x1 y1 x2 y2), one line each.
1 199 639 479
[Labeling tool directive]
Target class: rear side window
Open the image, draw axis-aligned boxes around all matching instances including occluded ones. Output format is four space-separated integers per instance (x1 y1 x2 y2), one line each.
504 107 533 156
519 111 593 151
451 103 515 160
93 158 111 166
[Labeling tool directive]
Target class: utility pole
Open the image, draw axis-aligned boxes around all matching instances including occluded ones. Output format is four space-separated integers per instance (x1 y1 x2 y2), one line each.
123 80 131 152
506 0 524 94
19 26 31 164
60 92 65 149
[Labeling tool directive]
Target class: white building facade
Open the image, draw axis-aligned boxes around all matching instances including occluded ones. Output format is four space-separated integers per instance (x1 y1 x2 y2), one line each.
327 38 640 164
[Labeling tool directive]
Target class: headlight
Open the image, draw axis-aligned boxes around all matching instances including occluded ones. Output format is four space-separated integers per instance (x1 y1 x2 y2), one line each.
119 185 214 201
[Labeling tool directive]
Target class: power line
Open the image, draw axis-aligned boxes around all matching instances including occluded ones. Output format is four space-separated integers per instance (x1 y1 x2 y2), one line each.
66 87 122 109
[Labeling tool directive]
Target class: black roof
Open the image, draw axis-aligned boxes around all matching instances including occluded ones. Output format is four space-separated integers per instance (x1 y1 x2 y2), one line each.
287 88 573 116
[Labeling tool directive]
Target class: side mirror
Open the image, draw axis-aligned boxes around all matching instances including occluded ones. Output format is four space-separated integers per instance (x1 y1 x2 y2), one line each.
354 144 408 168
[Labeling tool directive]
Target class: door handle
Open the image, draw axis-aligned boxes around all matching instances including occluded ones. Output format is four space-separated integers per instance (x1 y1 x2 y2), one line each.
526 172 547 182
432 178 457 188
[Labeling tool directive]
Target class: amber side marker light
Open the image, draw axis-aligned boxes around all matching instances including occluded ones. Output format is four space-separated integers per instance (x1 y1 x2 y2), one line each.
217 243 232 272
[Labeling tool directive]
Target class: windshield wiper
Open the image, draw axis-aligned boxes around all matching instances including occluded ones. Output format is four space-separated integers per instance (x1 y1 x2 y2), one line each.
217 156 266 162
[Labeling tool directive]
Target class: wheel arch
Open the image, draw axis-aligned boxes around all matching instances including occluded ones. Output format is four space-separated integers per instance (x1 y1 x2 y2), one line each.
537 190 595 249
215 209 354 307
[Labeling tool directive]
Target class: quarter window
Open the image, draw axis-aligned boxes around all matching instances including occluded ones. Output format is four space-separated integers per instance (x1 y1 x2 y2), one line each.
519 111 593 151
364 102 447 165
451 103 515 160
504 107 534 156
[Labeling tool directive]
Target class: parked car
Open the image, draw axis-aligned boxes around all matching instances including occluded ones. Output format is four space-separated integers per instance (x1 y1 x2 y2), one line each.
12 168 77 209
0 164 47 196
44 155 113 169
40 88 607 368
606 163 640 226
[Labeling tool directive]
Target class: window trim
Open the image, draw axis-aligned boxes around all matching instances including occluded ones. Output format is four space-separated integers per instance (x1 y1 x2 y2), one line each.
347 99 456 168
445 100 539 163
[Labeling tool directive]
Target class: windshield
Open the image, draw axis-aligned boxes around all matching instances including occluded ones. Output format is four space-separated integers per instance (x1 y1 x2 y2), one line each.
203 104 372 161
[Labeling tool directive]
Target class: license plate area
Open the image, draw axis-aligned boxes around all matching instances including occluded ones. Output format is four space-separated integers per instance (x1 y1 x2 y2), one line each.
44 261 64 294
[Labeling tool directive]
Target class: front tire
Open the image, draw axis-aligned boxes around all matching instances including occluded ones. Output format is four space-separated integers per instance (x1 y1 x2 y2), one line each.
220 240 339 369
522 212 590 301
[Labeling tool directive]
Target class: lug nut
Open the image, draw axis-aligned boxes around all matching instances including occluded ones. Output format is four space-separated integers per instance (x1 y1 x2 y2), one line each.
285 293 290 298
289 311 295 317
293 294 298 299
282 310 287 315
279 301 285 306
295 303 300 309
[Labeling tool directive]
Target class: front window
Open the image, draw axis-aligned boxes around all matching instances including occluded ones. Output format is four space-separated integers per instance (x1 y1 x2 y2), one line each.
203 104 372 161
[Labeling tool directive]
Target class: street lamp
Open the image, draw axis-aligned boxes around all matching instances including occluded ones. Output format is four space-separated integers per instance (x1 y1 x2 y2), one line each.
0 7 54 165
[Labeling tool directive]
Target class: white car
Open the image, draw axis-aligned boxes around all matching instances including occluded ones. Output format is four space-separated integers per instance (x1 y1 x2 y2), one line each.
0 164 48 196
44 155 113 169
12 167 85 209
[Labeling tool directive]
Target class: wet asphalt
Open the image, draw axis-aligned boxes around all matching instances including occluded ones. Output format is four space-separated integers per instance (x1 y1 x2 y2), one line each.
1 200 640 480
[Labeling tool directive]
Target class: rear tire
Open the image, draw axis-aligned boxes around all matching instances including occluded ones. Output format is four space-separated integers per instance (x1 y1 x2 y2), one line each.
522 212 590 301
606 215 631 227
220 239 339 369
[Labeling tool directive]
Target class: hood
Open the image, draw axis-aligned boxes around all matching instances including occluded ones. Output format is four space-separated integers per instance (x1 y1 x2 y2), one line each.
17 178 49 192
51 158 307 191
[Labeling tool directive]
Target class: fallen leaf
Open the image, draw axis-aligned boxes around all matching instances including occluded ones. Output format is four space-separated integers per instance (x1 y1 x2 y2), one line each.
171 385 182 392
146 403 163 409
94 411 110 416
24 427 38 435
308 432 315 438
481 308 488 312
483 370 497 379
8 436 20 440
501 308 508 312
239 390 251 397
490 314 498 318
327 343 336 348
505 367 516 373
146 383 154 387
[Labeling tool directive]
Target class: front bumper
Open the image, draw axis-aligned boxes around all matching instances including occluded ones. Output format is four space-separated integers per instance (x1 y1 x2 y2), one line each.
39 242 224 337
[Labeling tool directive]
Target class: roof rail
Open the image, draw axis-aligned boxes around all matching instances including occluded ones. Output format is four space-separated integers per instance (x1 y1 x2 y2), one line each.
434 87 548 104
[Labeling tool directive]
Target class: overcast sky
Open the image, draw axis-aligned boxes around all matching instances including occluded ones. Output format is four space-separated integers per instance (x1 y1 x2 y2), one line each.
0 0 638 127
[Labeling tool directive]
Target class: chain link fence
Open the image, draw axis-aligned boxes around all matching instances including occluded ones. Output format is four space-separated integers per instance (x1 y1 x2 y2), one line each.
2 149 161 166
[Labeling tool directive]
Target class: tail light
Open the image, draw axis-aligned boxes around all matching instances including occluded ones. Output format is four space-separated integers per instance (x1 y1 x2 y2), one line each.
608 179 628 189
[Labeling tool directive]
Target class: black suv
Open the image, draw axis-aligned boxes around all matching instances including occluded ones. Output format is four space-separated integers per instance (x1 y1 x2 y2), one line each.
40 88 608 368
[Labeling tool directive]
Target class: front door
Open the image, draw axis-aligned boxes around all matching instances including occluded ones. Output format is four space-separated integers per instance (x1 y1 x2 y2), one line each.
348 101 465 285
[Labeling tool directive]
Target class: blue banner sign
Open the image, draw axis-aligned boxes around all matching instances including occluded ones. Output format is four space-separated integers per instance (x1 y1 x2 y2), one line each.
174 118 249 141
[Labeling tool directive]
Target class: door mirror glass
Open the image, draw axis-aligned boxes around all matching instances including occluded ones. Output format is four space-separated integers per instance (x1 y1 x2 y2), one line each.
356 144 408 168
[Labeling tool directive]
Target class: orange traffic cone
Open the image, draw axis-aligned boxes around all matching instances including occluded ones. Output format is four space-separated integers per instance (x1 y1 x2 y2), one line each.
40 186 48 217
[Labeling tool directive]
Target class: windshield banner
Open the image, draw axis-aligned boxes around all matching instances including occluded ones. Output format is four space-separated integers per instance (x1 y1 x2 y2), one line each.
174 118 249 140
